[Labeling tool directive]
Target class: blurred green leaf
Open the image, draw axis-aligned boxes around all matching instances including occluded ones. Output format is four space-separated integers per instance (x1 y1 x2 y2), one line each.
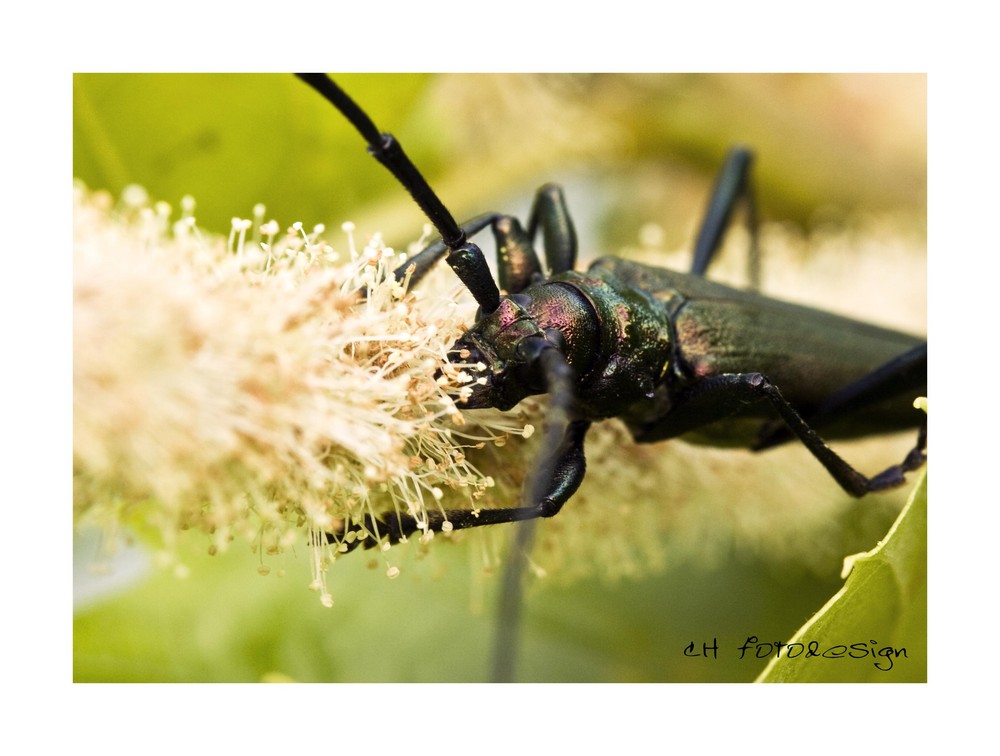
757 471 927 682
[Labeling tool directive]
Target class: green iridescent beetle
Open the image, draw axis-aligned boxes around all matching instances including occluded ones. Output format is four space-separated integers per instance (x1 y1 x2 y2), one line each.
296 73 927 551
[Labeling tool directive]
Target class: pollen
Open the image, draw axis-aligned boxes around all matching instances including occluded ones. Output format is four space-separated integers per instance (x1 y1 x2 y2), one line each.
73 183 528 605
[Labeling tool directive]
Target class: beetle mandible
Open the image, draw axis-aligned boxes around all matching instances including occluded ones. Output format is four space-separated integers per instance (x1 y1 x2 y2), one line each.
296 73 927 552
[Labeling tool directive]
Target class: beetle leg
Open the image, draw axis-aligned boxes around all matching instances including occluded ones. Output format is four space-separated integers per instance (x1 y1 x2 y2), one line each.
755 342 928 449
327 419 592 552
690 147 760 289
526 183 578 275
388 180 581 297
391 181 580 297
329 344 586 550
492 215 544 294
397 189 575 298
638 372 921 496
492 416 591 683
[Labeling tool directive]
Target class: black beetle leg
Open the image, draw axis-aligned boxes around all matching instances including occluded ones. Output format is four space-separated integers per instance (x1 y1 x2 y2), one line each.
326 419 591 553
492 215 544 295
638 372 919 497
491 418 592 683
691 147 760 289
526 183 578 275
489 183 578 297
756 343 928 450
328 343 587 551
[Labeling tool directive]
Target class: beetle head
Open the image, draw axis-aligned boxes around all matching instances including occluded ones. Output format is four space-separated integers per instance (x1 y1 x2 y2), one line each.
445 296 554 411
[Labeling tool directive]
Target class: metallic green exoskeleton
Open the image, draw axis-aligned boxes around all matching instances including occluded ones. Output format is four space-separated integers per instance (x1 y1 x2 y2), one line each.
295 73 927 551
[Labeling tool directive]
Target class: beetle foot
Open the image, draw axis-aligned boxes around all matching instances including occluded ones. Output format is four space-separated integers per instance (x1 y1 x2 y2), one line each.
323 512 422 554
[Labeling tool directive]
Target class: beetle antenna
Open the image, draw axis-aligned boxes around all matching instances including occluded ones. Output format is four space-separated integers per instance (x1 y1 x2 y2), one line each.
296 73 465 248
296 73 501 312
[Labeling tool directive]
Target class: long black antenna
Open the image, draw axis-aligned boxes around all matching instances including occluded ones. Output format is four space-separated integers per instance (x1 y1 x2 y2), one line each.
296 73 500 312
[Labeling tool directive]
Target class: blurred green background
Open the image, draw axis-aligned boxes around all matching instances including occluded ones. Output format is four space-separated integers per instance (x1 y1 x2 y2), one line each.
73 73 925 245
73 73 926 683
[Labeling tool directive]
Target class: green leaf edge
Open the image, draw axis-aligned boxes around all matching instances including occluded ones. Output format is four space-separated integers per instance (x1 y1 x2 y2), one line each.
755 466 927 683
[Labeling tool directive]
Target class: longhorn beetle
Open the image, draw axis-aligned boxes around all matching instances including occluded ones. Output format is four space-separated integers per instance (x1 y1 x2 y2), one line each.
297 73 927 554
